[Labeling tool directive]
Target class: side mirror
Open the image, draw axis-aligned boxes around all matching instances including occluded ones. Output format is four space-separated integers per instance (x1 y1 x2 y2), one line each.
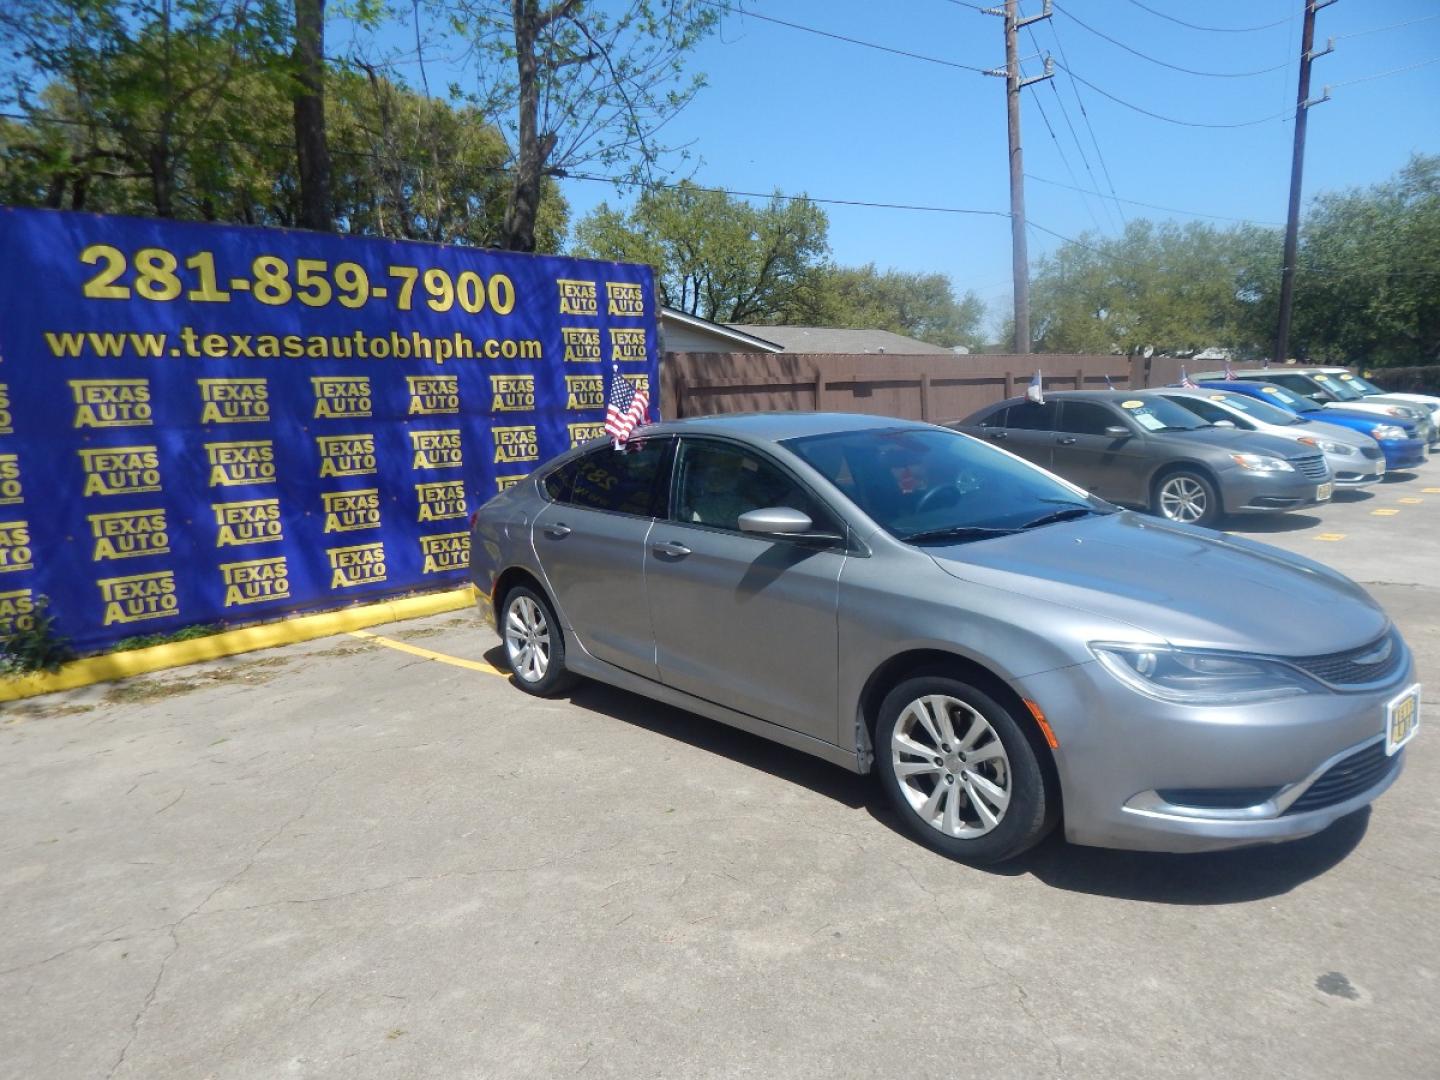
1213 419 1236 428
738 507 843 544
1103 426 1131 438
1309 391 1330 401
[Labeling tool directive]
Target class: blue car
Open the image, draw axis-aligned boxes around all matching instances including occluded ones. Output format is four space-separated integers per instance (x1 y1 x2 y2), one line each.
1195 380 1426 471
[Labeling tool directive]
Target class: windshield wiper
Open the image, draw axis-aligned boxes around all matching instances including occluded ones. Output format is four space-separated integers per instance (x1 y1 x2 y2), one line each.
1020 506 1098 530
902 525 1018 545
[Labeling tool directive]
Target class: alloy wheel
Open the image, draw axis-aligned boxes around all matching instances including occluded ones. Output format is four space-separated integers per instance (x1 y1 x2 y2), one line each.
504 594 550 683
1158 475 1207 523
890 694 1012 838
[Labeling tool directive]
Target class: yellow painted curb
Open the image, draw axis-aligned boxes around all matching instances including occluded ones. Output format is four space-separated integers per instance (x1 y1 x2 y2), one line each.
0 587 477 703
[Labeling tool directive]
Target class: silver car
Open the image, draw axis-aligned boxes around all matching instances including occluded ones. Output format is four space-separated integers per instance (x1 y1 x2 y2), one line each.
1151 388 1386 488
469 414 1421 863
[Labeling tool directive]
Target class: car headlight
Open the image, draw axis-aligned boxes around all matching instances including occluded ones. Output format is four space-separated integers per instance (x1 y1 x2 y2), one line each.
1383 406 1412 418
1372 425 1405 441
1090 644 1315 704
1230 453 1294 472
1317 440 1354 456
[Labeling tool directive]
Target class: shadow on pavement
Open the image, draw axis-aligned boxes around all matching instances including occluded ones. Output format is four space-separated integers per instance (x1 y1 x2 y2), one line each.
1224 511 1324 534
523 666 1370 903
1332 488 1375 503
1382 471 1418 484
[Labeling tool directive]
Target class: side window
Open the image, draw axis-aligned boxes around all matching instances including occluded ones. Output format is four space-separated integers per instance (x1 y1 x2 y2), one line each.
673 441 832 534
555 438 669 515
1056 401 1121 435
1006 400 1060 431
1271 374 1313 395
976 406 1009 428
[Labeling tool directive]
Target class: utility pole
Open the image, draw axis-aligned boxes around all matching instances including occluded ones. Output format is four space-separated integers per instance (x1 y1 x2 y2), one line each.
986 1 1053 354
1274 0 1335 364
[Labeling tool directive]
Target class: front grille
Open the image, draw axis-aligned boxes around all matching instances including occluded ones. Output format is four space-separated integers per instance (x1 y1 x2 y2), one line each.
1284 630 1406 687
1284 741 1399 816
1360 445 1383 461
1293 454 1329 480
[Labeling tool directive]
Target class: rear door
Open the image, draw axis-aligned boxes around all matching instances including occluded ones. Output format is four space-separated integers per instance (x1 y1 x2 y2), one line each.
993 400 1059 470
530 437 672 680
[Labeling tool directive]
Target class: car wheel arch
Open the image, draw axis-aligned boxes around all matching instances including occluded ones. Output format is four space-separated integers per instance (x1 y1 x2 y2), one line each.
1150 460 1225 512
493 566 551 620
855 649 1062 807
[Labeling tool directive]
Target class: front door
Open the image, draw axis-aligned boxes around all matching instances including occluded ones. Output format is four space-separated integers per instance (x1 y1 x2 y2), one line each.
644 437 844 744
1052 399 1148 504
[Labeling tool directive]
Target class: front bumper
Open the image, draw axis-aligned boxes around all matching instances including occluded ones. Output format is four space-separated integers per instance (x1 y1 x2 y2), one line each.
1223 469 1331 514
1379 437 1426 470
1015 654 1417 853
1328 449 1385 487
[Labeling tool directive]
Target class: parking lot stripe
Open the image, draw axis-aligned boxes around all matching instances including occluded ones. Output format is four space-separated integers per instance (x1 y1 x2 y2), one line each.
1398 497 1424 504
349 630 507 677
1424 487 1440 494
1371 508 1401 516
1313 533 1346 542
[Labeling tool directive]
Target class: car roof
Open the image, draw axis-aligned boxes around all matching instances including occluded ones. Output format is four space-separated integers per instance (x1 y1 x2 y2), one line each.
977 389 1150 411
638 411 931 443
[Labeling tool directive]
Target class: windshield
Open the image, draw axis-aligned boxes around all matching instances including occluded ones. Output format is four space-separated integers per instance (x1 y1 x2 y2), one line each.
1201 391 1305 426
783 427 1109 543
1339 372 1384 395
1250 382 1324 414
1311 372 1365 400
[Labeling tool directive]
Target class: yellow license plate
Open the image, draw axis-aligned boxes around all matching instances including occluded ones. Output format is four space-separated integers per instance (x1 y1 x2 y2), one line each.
1385 684 1422 756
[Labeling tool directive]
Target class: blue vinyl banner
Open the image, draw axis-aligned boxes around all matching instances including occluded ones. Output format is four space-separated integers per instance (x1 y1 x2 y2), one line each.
0 208 658 653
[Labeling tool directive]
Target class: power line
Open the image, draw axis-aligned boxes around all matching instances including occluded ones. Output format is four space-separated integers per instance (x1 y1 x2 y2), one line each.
1335 13 1440 41
1022 23 1116 232
1025 174 1285 225
1053 61 1295 128
1055 2 1290 78
715 2 989 72
1045 20 1127 228
1325 55 1440 91
1123 0 1296 34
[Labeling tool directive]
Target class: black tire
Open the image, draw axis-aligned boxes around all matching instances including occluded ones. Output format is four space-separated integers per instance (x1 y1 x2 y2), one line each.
875 676 1056 864
498 584 576 697
1152 468 1222 528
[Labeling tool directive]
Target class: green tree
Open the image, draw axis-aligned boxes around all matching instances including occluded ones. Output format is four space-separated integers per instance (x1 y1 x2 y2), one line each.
1291 154 1440 365
574 181 830 321
439 1 725 252
806 264 987 349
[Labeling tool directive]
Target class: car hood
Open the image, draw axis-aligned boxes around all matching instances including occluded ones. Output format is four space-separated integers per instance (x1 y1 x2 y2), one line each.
1314 406 1418 432
1154 426 1312 459
926 511 1386 655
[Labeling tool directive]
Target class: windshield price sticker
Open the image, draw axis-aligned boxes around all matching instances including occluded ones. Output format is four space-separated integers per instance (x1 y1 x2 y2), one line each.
1262 386 1281 394
1120 400 1145 409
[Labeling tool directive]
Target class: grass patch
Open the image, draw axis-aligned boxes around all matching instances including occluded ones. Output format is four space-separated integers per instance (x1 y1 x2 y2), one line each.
113 624 224 651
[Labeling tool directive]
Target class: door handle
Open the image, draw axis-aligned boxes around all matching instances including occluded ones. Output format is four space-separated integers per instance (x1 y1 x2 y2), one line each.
543 523 572 538
651 540 692 558
988 431 1008 440
1056 436 1077 445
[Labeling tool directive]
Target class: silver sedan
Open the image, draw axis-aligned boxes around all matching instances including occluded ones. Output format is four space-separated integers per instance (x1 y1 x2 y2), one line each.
468 413 1420 863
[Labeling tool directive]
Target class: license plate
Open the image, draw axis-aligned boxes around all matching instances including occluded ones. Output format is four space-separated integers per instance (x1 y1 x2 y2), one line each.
1385 683 1421 756
1316 482 1333 501
1376 460 1386 477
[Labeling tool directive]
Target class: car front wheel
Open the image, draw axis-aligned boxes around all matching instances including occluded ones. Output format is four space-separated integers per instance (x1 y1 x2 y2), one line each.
875 676 1056 864
501 585 575 697
1153 469 1221 527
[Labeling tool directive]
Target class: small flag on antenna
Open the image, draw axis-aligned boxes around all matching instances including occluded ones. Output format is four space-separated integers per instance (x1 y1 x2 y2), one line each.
1026 370 1045 404
1179 366 1198 389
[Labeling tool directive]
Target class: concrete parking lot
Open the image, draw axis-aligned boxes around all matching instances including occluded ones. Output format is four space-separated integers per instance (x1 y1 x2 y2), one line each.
2 461 1437 1080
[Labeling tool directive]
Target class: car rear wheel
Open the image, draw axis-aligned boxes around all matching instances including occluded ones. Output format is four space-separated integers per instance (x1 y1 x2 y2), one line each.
875 676 1056 864
501 585 575 697
1153 469 1221 528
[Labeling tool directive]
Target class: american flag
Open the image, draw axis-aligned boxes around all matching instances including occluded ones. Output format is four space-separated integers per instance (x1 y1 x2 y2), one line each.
1224 360 1238 381
1104 374 1115 390
605 366 649 447
1179 366 1198 389
1025 369 1045 404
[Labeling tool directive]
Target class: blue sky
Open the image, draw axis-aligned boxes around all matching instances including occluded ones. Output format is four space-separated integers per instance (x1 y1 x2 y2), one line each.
367 1 1440 334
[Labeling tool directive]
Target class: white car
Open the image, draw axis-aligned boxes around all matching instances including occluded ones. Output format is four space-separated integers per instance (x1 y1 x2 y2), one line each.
1317 367 1440 427
1152 388 1386 488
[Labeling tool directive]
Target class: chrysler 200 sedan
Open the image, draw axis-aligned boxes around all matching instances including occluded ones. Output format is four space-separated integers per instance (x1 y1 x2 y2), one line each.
468 413 1420 863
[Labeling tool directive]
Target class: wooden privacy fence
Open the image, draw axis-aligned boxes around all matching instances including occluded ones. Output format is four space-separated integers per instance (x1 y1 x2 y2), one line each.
662 352 1215 422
